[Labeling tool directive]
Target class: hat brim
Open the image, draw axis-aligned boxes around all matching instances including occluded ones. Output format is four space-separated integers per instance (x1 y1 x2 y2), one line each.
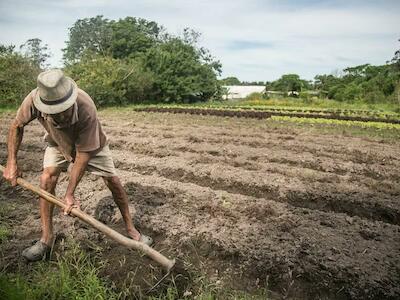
33 77 78 114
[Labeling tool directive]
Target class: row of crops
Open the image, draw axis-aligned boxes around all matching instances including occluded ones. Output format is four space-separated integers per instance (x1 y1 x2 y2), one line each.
224 106 400 119
132 105 400 124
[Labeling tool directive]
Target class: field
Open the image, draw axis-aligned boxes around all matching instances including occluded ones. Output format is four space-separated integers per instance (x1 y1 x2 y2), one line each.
1 109 400 299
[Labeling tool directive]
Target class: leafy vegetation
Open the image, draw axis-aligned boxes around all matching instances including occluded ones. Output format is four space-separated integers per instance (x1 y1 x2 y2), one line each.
142 33 222 102
62 16 161 63
0 16 221 107
0 205 11 244
0 226 9 244
220 76 266 86
269 115 400 141
271 115 400 130
221 40 400 105
120 100 400 119
19 38 51 69
0 45 40 107
65 55 154 106
314 63 400 103
0 16 398 110
227 97 400 113
266 74 310 93
0 238 269 300
63 16 221 105
221 62 400 104
0 241 118 300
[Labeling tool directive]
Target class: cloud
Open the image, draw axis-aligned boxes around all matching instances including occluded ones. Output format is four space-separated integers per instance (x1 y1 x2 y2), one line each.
226 40 274 51
0 0 399 81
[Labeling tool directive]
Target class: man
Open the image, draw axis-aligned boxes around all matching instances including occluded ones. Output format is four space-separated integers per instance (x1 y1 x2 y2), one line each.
3 69 152 262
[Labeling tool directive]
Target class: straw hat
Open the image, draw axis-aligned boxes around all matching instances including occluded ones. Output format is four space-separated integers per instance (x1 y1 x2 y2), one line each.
33 69 78 114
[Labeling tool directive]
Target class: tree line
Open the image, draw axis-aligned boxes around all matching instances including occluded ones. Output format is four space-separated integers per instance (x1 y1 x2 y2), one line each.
0 15 222 107
1 17 399 107
221 43 400 104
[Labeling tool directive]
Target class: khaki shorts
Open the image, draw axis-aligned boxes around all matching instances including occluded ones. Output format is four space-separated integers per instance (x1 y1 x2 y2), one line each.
43 145 117 177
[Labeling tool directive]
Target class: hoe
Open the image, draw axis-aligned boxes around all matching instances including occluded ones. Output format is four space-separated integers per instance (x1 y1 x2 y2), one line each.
0 164 176 291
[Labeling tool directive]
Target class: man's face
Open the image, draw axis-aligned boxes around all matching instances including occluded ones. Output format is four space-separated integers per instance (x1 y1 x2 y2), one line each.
49 106 74 125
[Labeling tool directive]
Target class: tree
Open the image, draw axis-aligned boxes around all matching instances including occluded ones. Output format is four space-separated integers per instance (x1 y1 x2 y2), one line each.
142 35 221 102
314 74 340 97
220 76 241 85
110 17 163 59
0 44 40 106
0 44 15 55
391 39 400 105
65 54 154 106
62 16 221 103
19 38 51 69
313 60 400 102
272 74 308 93
63 15 112 63
391 39 400 70
343 64 370 78
63 16 163 63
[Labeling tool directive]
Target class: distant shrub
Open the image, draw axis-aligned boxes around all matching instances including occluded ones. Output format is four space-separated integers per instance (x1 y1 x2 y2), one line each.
364 90 386 104
0 49 40 107
65 55 154 106
245 92 265 101
299 91 309 100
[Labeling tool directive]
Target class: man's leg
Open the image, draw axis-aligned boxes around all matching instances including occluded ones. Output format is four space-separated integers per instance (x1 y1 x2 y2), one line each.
39 167 62 245
88 145 151 245
102 176 141 241
22 166 62 262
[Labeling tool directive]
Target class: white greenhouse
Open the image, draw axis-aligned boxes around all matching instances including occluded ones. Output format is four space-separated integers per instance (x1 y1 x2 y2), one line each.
222 85 266 100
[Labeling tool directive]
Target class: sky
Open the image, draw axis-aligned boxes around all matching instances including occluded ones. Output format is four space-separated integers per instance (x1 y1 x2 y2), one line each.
0 0 399 82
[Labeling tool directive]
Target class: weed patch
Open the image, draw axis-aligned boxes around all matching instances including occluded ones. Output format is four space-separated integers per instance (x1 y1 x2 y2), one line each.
0 240 118 300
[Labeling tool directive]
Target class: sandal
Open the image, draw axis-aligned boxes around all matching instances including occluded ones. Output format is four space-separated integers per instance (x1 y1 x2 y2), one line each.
22 241 51 262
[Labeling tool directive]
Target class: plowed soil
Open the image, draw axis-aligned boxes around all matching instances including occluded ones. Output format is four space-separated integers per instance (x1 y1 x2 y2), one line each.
1 110 399 299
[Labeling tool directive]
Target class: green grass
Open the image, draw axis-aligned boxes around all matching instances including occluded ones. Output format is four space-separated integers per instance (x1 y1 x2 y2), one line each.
0 241 118 300
0 205 12 244
0 105 17 114
0 226 10 244
0 239 270 300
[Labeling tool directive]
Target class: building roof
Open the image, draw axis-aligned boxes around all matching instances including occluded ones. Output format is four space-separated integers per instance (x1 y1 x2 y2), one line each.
223 85 266 94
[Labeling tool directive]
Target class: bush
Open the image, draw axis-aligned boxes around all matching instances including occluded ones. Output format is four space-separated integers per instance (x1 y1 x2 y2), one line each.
344 83 362 101
0 50 40 107
245 92 264 101
65 54 154 106
363 90 386 104
63 17 222 104
142 38 221 103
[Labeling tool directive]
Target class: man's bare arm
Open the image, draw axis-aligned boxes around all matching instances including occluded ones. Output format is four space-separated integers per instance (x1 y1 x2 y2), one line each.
63 151 93 214
3 120 24 186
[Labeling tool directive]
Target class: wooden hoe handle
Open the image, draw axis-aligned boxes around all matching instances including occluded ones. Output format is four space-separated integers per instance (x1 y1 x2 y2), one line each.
0 164 175 272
